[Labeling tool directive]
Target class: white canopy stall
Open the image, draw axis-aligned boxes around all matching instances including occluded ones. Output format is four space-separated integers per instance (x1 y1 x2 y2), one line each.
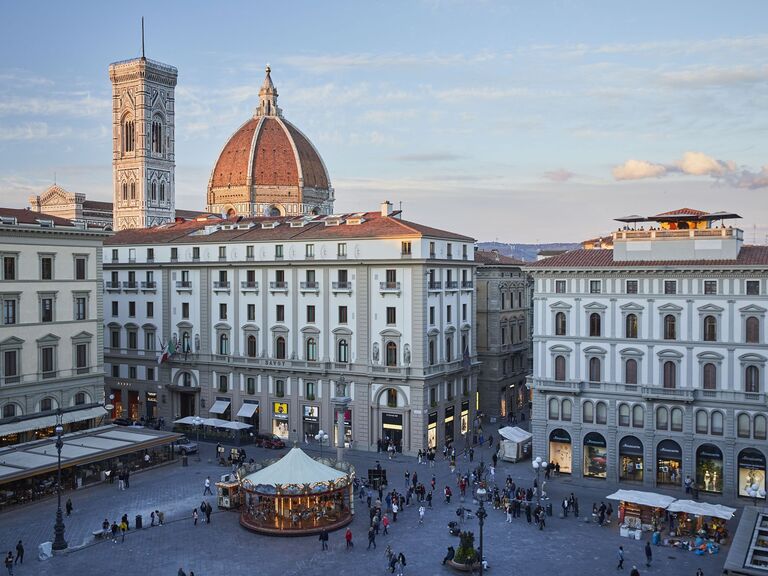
607 490 677 533
497 426 532 462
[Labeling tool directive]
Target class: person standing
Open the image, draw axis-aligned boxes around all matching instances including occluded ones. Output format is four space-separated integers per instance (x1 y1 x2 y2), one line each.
616 546 624 570
193 508 198 526
695 569 703 576
392 501 399 522
562 497 569 518
177 569 187 576
124 468 130 489
110 521 119 543
65 497 73 516
204 501 212 524
204 476 213 495
418 505 425 525
345 528 353 549
5 552 13 576
382 513 390 535
367 525 376 549
645 540 652 567
319 527 329 550
13 542 22 566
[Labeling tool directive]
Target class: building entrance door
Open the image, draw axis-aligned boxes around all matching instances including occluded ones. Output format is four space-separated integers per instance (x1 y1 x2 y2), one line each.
382 412 403 452
179 392 196 417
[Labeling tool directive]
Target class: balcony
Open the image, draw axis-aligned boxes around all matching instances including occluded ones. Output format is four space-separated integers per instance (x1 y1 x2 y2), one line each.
122 281 138 292
532 379 583 394
641 386 695 402
300 281 319 293
696 389 766 405
105 281 121 292
213 281 231 293
428 281 442 291
269 281 288 293
445 281 459 291
176 281 193 292
332 281 352 293
461 280 474 290
380 281 401 294
141 281 157 291
614 227 742 241
240 281 259 293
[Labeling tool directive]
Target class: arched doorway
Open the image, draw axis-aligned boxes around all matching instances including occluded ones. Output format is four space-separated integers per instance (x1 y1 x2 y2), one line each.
656 439 682 486
548 429 572 474
583 432 607 478
380 388 404 452
619 435 644 482
738 448 766 497
696 444 723 494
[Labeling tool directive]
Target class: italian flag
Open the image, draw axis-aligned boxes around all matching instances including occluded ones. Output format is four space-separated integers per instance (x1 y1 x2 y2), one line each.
157 338 176 365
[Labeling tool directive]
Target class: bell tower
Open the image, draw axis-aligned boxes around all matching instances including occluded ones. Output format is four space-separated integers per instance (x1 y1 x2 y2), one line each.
109 42 178 230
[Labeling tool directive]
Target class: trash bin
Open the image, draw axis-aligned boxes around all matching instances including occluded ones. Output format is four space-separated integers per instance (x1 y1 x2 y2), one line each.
135 514 142 530
546 503 553 516
182 455 188 467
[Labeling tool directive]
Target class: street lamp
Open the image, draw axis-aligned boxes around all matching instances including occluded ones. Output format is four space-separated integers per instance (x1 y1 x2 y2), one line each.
192 416 203 462
52 413 67 551
475 485 488 576
746 483 767 507
532 456 548 508
315 430 329 458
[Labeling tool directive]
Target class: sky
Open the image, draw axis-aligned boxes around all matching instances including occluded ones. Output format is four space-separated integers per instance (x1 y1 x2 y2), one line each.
0 0 766 243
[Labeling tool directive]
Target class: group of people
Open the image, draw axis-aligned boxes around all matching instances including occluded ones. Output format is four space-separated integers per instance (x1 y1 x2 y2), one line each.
192 501 213 525
592 501 615 526
3 542 23 575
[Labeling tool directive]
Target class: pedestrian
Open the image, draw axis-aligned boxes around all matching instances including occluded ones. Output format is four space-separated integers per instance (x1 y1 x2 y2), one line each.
607 502 614 524
469 447 474 462
150 511 156 527
695 569 703 576
427 491 433 508
121 513 130 530
5 552 13 576
492 453 498 467
345 528 353 549
118 470 125 491
382 514 390 534
110 521 119 543
204 476 213 495
444 486 452 504
562 497 569 518
525 503 532 523
392 501 399 522
684 475 693 494
645 540 652 567
205 501 212 524
319 527 329 550
418 505 425 525
538 508 546 530
156 509 164 526
397 552 407 576
124 468 130 489
119 519 127 542
13 542 22 566
65 497 73 516
193 508 198 525
178 569 187 576
617 545 624 570
630 566 640 576
367 525 377 549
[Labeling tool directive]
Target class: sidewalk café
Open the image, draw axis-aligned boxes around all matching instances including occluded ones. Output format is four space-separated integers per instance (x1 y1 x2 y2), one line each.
174 416 252 444
608 490 676 535
0 425 181 509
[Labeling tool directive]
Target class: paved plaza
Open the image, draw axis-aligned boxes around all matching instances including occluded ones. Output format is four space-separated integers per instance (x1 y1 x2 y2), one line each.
0 438 732 576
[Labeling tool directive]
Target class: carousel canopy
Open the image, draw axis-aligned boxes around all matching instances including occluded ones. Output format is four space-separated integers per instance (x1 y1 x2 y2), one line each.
243 446 347 487
667 499 736 520
606 490 676 509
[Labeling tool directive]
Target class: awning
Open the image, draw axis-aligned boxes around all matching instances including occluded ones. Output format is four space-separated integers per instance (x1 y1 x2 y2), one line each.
236 403 259 418
173 416 204 426
498 426 532 443
606 490 676 509
208 400 231 415
205 418 251 430
667 500 736 520
0 406 108 437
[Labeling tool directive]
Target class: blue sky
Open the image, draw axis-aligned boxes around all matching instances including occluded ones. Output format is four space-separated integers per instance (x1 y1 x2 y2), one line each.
1 0 766 242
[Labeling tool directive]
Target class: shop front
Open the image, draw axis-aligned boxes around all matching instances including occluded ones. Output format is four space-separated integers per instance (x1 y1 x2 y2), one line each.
444 406 455 446
696 444 724 494
236 401 260 430
382 412 403 451
656 439 682 486
145 392 158 421
548 428 572 474
427 412 437 449
302 405 319 440
460 401 469 438
272 402 289 438
583 431 607 479
619 435 644 482
738 448 766 497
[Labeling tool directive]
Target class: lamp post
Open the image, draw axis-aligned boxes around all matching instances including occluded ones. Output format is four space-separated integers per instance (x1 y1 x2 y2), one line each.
315 430 329 458
746 483 767 507
475 485 488 576
52 412 67 551
532 456 548 508
192 416 203 462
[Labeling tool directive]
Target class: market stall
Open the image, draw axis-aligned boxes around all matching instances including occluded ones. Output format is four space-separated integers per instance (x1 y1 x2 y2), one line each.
239 446 355 535
607 490 676 537
216 473 242 510
497 426 532 462
666 499 735 542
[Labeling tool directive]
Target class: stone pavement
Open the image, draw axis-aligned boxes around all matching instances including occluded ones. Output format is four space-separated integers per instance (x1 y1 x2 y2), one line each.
0 439 731 576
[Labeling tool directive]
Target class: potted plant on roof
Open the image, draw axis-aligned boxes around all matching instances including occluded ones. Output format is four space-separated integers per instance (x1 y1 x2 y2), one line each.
447 530 479 572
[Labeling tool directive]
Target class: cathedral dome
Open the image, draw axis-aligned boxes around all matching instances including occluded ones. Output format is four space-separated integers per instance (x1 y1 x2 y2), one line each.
206 66 333 218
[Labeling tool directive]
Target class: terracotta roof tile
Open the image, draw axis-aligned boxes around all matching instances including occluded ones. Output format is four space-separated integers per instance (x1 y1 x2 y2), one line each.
210 118 260 189
283 121 329 190
253 118 299 187
474 250 526 266
0 207 76 227
654 207 708 217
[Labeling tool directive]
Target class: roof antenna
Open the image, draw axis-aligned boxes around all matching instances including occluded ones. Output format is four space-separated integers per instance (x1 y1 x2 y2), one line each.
141 17 145 59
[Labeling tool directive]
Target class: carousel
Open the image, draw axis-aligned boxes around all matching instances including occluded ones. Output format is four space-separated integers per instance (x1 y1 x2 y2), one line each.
239 446 355 535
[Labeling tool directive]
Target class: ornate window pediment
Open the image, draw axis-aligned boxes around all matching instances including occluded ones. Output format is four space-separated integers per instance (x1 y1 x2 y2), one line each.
549 301 572 310
739 352 767 363
697 351 724 361
549 344 572 354
658 303 683 312
583 345 607 356
657 348 684 359
740 304 767 314
697 303 724 314
584 302 608 311
619 347 644 358
620 302 644 312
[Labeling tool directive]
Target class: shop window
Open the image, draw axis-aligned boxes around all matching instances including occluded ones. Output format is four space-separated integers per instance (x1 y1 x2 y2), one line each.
746 316 760 343
246 378 256 395
755 414 767 440
625 359 638 384
337 339 349 363
663 361 676 389
582 401 594 423
385 342 397 367
695 410 708 434
745 365 761 393
664 315 677 340
548 398 560 420
703 316 717 342
247 335 257 358
702 363 717 389
655 406 669 430
710 411 724 435
555 312 566 336
589 313 601 337
671 407 683 432
561 399 572 421
589 357 601 383
554 355 566 381
625 314 638 338
618 403 630 427
275 337 286 359
275 380 285 398
737 413 751 438
595 401 607 425
632 405 644 428
386 388 398 408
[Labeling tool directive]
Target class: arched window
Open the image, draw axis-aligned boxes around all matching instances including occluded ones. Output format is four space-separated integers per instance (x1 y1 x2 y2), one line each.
182 372 192 387
74 392 86 405
703 315 717 342
589 313 601 337
746 316 760 343
305 338 317 361
386 342 398 367
664 315 676 340
671 407 683 431
663 361 676 388
695 410 708 434
445 337 452 362
337 339 349 363
151 120 163 154
755 414 767 440
596 401 607 424
123 118 134 152
625 359 638 384
130 182 136 200
737 413 751 438
618 403 630 426
159 182 166 202
702 363 717 389
582 401 594 423
40 397 53 412
632 404 644 428
746 365 760 393
386 388 398 408
150 181 157 202
275 336 286 359
589 357 601 382
122 183 128 201
218 333 229 355
548 398 559 420
555 312 566 336
561 399 572 421
656 406 669 430
710 410 724 435
247 335 257 358
554 355 566 381
3 404 17 418
625 314 638 338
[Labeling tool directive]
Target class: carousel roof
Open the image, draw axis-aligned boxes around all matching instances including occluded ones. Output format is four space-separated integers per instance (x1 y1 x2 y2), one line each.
243 446 347 486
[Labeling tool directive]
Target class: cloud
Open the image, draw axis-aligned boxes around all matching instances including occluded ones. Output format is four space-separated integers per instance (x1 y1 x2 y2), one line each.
0 93 110 118
612 159 667 180
394 152 463 163
727 166 768 189
280 52 497 73
676 151 733 177
660 65 768 88
0 122 72 141
542 169 575 182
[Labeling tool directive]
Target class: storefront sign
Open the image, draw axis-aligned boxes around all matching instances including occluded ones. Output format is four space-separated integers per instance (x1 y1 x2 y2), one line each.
657 439 682 459
428 411 438 425
619 436 644 456
583 432 607 448
383 412 402 426
273 402 289 419
445 406 455 419
303 405 319 422
549 429 571 444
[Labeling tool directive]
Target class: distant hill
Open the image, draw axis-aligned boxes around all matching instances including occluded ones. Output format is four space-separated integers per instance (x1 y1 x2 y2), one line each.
477 242 580 262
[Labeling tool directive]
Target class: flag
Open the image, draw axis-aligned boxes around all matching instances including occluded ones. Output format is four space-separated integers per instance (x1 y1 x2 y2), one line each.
157 338 177 365
157 340 168 365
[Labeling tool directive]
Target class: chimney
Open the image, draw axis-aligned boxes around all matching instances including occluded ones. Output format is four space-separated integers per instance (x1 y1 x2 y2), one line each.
380 200 393 217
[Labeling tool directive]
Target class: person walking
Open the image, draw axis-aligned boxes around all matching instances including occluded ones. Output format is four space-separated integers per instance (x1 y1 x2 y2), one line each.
616 545 625 570
204 476 213 495
204 501 212 524
13 542 22 566
645 540 652 567
65 497 73 516
418 505 425 525
392 501 399 522
367 525 377 550
345 528 353 549
397 552 407 576
124 468 130 489
382 513 390 535
119 518 127 542
110 521 119 543
193 508 199 525
319 527 329 550
4 552 13 576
